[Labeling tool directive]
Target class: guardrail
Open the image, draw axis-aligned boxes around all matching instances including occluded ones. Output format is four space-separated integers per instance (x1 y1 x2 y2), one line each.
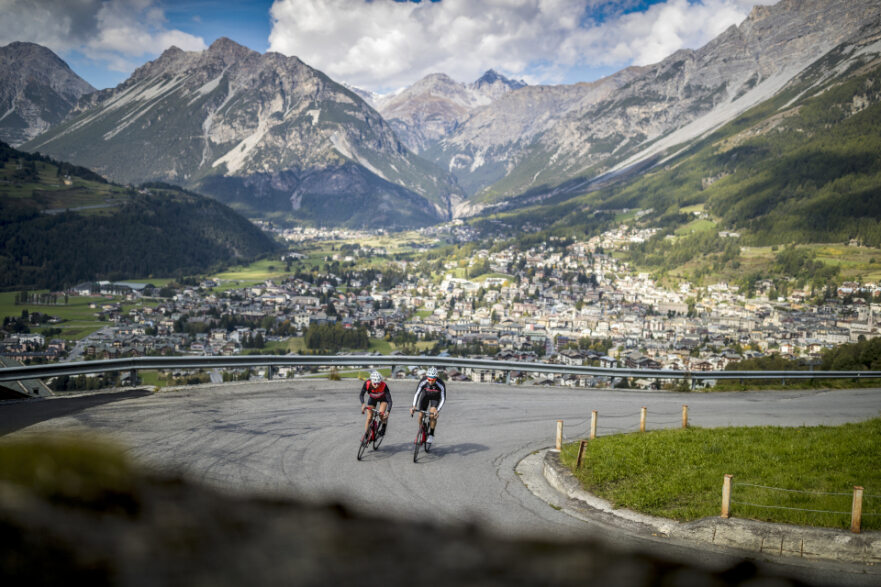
1 354 880 387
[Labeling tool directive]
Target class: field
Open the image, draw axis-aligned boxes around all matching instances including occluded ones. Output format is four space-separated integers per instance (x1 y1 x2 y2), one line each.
0 291 160 340
0 159 131 216
260 338 307 354
674 218 716 236
367 338 435 354
210 259 291 290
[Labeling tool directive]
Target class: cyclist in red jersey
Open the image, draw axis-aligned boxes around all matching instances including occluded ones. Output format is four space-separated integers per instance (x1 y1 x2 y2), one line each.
360 370 391 437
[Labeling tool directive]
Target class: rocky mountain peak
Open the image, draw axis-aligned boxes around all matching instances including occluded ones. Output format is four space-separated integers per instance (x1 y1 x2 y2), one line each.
375 69 528 153
158 45 185 59
0 42 95 145
3 41 65 68
207 37 259 62
472 69 526 91
410 73 460 92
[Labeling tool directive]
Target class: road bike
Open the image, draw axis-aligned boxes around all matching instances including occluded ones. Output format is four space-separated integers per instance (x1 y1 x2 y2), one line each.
411 409 432 463
357 406 386 461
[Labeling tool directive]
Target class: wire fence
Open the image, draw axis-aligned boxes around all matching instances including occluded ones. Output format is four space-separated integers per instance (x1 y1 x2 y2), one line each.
557 407 881 532
568 406 690 437
730 481 881 531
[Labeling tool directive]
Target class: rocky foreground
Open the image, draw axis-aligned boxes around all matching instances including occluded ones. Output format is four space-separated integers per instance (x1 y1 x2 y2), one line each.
0 436 807 586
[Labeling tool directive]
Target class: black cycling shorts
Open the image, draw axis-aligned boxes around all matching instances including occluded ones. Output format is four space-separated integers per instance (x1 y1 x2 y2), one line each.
366 391 392 410
417 391 441 411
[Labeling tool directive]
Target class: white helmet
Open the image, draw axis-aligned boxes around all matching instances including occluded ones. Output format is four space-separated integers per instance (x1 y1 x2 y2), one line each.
370 370 382 384
426 367 438 379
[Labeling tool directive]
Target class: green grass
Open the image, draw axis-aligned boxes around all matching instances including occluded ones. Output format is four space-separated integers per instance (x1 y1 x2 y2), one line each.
260 338 307 354
0 291 169 340
210 259 291 288
560 419 881 530
674 218 716 236
0 291 158 339
137 370 166 388
305 367 391 380
367 339 434 354
0 435 136 501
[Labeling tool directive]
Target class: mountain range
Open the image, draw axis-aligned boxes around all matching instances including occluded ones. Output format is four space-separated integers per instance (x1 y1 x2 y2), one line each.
3 0 881 236
18 38 462 228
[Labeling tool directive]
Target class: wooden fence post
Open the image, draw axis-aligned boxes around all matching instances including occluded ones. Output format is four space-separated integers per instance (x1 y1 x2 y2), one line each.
555 420 563 451
682 405 688 429
640 407 647 432
852 486 864 534
576 440 588 469
721 474 733 518
590 410 597 440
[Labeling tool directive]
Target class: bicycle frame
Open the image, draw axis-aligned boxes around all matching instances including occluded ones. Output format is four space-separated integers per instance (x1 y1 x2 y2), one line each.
357 406 385 461
412 409 432 462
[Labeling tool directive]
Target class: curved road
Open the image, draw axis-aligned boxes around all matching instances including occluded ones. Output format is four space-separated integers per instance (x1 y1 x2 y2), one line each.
3 381 881 585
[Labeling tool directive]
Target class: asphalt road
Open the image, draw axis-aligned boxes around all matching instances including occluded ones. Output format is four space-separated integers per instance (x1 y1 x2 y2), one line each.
3 381 881 585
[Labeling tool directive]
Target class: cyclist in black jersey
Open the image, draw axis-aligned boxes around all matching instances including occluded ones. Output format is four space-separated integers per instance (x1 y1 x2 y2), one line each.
360 370 391 437
409 366 445 443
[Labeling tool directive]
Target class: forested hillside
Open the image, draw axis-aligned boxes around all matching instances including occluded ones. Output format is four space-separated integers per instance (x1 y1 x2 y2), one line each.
0 143 279 290
463 46 881 293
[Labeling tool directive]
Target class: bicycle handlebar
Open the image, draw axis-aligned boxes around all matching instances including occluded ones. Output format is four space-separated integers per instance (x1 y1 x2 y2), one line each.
410 409 439 418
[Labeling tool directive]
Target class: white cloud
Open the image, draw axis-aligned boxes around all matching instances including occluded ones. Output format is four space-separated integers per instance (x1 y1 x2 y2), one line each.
268 0 767 92
0 0 206 72
584 0 757 67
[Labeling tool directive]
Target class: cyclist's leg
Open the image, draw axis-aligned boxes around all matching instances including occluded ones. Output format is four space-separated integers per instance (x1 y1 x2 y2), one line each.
418 396 431 439
428 399 439 435
378 401 389 434
381 393 391 423
364 396 378 434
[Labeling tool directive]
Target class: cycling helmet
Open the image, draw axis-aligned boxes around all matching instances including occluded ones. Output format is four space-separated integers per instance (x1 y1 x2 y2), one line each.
369 370 382 385
426 367 438 380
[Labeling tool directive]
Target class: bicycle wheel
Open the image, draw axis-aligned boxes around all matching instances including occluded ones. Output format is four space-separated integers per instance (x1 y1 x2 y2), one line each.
357 432 369 461
372 419 385 450
413 425 423 463
423 417 431 453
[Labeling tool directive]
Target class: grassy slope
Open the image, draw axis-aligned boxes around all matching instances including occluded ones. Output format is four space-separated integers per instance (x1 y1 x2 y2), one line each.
560 419 881 530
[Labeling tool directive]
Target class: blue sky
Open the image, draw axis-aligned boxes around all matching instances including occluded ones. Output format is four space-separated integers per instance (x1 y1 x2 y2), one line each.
1 0 768 93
